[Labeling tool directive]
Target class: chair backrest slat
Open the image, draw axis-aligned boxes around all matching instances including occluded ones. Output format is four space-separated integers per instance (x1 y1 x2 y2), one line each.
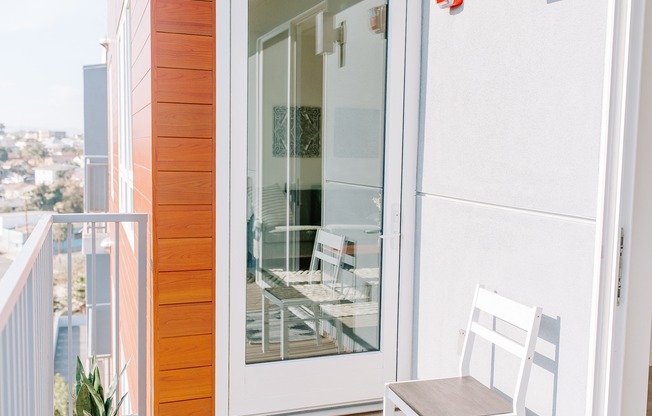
313 250 341 267
316 230 345 252
469 321 525 357
309 230 346 285
474 288 537 331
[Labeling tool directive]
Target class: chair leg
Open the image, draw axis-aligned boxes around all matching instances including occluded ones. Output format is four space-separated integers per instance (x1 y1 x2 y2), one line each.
336 319 343 353
280 306 289 360
383 387 395 415
262 295 269 353
313 305 321 346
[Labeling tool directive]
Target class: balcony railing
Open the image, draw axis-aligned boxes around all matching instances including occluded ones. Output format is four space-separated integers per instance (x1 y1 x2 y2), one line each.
0 213 147 416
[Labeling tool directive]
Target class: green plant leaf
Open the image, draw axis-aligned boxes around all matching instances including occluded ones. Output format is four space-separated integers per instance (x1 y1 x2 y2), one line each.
93 365 104 401
88 356 97 386
106 358 130 401
82 379 106 416
74 383 92 416
110 392 128 416
83 410 93 416
104 396 113 414
75 356 87 396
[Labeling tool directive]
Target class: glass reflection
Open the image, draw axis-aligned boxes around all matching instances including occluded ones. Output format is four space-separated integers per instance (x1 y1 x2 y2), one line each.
246 0 387 364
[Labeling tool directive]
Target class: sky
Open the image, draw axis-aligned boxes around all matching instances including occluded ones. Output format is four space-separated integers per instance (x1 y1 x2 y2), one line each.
0 0 107 135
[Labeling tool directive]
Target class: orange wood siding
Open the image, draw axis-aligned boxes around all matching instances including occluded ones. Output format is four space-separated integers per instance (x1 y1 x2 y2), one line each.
157 270 213 304
156 366 213 403
156 32 213 70
157 237 213 271
152 0 215 412
108 0 215 413
156 0 213 36
158 398 213 416
156 137 213 171
156 172 213 205
156 103 213 137
158 334 213 370
156 205 212 239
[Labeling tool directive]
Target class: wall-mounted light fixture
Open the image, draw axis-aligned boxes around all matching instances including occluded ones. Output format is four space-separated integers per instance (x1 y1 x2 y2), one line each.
316 11 346 68
316 11 335 55
437 0 463 9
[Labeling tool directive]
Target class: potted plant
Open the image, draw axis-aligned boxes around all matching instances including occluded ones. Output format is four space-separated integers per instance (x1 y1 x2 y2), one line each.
73 355 129 416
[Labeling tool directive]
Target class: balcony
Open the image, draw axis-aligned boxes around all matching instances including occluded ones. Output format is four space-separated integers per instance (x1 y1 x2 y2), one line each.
0 213 147 416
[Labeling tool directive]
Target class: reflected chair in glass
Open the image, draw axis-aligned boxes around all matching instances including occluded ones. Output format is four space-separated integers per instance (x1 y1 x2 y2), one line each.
261 229 367 359
262 228 344 288
384 285 542 416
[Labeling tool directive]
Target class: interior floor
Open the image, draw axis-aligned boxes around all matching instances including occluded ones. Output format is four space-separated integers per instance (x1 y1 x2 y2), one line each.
246 281 339 363
648 366 652 416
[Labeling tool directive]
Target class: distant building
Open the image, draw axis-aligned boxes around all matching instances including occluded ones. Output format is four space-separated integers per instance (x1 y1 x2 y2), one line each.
1 183 35 200
34 164 76 186
49 152 79 165
37 131 66 140
83 64 108 212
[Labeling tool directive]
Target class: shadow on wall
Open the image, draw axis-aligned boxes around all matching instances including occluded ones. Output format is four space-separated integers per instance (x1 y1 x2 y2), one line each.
490 314 561 416
527 314 562 416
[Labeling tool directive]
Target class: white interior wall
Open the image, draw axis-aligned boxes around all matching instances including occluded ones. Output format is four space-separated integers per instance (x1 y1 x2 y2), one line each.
414 1 608 415
261 32 291 188
322 0 386 236
258 31 323 189
248 3 323 193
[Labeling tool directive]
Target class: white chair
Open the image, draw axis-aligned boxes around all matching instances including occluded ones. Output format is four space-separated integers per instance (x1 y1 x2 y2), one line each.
384 285 542 416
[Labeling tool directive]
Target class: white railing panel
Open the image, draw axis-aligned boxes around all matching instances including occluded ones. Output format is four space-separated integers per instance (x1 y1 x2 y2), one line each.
0 213 147 416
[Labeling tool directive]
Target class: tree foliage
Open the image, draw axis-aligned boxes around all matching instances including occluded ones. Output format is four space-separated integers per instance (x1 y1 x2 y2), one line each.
55 181 84 213
29 183 63 211
21 141 48 160
29 180 83 213
54 373 69 416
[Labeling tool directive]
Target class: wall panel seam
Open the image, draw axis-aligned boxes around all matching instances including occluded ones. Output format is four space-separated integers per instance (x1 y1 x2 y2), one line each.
155 30 213 38
417 192 597 224
132 34 152 68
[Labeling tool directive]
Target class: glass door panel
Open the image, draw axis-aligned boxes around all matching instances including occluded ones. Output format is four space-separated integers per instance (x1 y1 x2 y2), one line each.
246 0 387 364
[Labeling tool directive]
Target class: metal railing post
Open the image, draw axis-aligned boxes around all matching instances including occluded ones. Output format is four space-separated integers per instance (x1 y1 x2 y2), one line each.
67 223 73 416
113 221 121 411
138 217 147 416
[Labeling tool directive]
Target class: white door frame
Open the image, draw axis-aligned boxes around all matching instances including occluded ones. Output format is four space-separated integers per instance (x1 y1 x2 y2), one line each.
395 0 423 383
215 1 422 414
589 0 649 414
215 1 233 415
617 0 652 411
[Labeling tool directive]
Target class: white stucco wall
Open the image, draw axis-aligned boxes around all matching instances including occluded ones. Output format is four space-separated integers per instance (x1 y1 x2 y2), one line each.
414 1 608 414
